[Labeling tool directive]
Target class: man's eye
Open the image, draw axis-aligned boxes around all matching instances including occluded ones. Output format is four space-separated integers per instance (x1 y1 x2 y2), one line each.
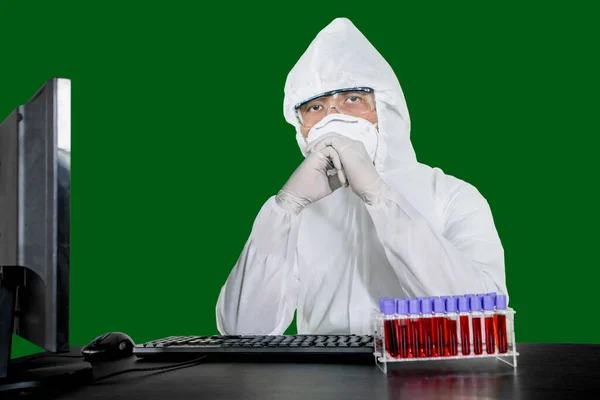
308 105 323 112
347 96 361 103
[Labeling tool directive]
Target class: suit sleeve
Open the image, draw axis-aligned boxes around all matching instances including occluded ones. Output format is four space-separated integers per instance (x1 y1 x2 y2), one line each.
364 176 507 298
216 196 300 335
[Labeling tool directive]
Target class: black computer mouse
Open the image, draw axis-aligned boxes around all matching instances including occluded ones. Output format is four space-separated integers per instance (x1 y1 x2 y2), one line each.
82 332 135 361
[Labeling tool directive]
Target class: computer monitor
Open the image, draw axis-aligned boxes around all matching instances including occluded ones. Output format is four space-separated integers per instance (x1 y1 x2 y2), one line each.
0 77 71 379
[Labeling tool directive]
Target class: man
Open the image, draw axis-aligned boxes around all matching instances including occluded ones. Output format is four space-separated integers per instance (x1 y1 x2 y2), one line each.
216 18 507 335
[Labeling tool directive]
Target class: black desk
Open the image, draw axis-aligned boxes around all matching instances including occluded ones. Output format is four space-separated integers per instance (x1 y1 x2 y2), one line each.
12 344 600 399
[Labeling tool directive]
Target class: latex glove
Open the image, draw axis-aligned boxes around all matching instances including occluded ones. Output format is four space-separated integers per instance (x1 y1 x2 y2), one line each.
308 133 388 205
275 146 348 214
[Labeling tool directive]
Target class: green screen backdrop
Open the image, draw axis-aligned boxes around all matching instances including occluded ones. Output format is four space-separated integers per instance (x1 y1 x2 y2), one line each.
2 2 598 358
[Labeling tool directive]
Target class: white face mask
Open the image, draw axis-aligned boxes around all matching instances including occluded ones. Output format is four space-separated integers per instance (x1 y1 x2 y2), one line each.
295 114 379 161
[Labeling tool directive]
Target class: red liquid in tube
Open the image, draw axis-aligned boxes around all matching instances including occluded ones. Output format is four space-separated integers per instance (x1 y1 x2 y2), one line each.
419 317 434 357
434 317 446 357
459 315 471 355
446 318 459 356
496 313 508 353
409 318 421 357
395 318 410 358
485 316 496 354
384 319 398 358
472 316 483 355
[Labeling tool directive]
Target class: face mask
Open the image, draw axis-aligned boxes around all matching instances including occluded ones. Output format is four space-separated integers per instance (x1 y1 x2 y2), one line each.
296 114 379 161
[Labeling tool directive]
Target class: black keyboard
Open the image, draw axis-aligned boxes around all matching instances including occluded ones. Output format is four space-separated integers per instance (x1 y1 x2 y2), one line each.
134 335 375 361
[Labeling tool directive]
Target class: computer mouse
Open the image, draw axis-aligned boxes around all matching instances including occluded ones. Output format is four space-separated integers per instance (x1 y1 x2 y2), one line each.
81 332 135 361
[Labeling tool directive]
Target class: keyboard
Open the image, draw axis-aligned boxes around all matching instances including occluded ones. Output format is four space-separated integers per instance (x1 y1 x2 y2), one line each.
134 335 375 362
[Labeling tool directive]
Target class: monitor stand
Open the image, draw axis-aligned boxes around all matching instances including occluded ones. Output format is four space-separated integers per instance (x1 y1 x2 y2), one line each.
0 266 92 395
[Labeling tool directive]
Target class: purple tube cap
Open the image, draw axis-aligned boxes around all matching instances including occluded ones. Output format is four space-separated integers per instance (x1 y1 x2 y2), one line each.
408 298 421 314
381 298 395 315
379 297 388 312
420 298 433 314
482 295 495 310
395 298 409 315
446 296 458 312
469 295 482 311
433 297 446 313
496 294 508 310
457 295 470 312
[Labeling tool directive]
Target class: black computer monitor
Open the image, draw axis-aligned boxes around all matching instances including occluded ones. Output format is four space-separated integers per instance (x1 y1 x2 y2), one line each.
0 77 71 379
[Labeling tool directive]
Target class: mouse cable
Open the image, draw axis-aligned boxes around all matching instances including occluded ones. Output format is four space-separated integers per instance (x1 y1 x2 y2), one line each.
91 356 208 384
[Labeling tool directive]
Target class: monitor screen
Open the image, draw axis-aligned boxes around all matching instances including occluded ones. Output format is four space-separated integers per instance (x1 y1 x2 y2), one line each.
0 78 71 355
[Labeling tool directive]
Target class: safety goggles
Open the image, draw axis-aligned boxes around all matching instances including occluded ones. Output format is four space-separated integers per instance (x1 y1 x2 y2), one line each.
294 87 375 129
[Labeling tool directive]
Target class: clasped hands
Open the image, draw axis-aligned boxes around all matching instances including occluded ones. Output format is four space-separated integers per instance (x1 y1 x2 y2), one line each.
275 133 387 214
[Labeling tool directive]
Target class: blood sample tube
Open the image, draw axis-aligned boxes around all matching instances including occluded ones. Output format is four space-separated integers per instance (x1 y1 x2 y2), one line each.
419 298 434 357
408 298 421 358
394 298 410 358
445 296 459 356
482 295 496 354
380 298 398 358
432 297 446 357
486 292 498 344
495 294 509 354
469 294 484 355
458 296 471 356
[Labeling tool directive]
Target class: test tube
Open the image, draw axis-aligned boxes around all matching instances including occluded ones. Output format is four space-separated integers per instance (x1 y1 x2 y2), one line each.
486 292 498 344
381 298 398 358
394 298 410 358
408 298 421 358
495 294 509 353
445 296 459 356
419 298 434 357
469 295 484 355
458 296 471 355
432 297 446 357
482 295 496 354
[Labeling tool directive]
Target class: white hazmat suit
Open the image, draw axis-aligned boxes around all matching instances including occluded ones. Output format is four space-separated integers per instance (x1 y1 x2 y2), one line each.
216 18 507 335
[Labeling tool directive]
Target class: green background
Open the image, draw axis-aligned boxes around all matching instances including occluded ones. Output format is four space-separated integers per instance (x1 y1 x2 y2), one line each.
2 2 598 358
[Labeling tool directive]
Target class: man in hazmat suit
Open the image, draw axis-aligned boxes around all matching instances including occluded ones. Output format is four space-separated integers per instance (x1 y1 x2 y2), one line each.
216 18 507 335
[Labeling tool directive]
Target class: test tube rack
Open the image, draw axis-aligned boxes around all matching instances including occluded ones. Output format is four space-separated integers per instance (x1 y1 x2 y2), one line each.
372 295 518 374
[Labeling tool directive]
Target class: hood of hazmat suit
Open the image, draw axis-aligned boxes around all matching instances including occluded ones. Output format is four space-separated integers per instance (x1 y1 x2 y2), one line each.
216 18 507 336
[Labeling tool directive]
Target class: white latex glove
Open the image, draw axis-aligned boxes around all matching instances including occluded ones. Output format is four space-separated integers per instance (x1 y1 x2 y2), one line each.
309 133 388 205
275 147 348 214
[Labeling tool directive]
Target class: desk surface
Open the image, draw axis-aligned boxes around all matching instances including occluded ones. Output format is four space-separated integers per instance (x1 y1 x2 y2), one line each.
17 343 600 399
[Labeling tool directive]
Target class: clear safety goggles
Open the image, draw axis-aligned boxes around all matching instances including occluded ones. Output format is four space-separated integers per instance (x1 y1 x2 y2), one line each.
294 87 376 129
